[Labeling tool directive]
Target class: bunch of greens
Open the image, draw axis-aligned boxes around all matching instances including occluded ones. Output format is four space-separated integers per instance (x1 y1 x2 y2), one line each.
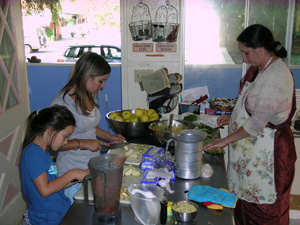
183 115 224 155
183 114 198 122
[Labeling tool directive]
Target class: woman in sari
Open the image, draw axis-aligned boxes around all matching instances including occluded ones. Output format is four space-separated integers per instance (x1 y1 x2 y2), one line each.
204 24 296 224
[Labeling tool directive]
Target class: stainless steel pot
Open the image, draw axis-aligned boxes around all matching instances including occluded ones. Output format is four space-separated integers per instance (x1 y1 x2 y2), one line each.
175 168 202 180
175 151 202 162
166 129 207 179
176 160 202 170
149 120 196 145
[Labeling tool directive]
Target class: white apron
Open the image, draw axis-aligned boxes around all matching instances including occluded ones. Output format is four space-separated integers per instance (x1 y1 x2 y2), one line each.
227 81 277 204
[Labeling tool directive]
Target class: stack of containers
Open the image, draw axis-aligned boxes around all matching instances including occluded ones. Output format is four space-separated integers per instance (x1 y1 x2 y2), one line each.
172 130 207 179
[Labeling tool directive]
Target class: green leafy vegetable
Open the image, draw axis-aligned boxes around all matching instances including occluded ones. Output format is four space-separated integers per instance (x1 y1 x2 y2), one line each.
183 114 198 122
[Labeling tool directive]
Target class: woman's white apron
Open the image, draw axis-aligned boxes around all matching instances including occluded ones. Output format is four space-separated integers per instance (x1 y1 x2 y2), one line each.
228 81 277 204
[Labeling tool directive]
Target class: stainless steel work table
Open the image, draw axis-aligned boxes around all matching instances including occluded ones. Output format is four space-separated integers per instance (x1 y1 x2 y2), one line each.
60 136 234 225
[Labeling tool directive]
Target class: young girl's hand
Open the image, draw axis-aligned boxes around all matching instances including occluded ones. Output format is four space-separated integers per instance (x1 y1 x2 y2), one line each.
73 169 90 182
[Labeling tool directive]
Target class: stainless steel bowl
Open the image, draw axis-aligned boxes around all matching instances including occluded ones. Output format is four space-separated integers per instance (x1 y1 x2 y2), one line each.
172 200 199 222
106 109 159 138
148 119 196 145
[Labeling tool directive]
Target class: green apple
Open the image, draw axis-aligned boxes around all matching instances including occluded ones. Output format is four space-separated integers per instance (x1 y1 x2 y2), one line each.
140 114 149 122
114 116 124 122
149 112 159 121
134 108 144 118
131 114 139 122
147 109 156 116
122 110 132 120
109 112 119 119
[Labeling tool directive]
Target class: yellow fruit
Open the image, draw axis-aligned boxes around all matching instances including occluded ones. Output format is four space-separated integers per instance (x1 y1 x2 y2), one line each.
142 109 147 115
131 114 139 122
149 112 159 121
109 112 119 119
122 110 132 120
134 108 144 117
132 169 141 176
114 116 124 122
140 114 149 122
147 109 156 116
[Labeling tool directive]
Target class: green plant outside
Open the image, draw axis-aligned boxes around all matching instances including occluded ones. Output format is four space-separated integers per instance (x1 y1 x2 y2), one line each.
45 28 53 39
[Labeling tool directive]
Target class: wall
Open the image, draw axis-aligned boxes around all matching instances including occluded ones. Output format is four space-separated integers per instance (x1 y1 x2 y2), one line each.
27 64 122 133
185 66 300 98
184 65 242 98
27 64 300 131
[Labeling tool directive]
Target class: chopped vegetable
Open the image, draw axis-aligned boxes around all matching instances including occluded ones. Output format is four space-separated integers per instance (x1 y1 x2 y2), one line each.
123 165 141 176
172 201 197 213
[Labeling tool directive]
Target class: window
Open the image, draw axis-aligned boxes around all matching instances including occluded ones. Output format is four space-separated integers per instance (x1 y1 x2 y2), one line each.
185 0 244 65
22 0 121 64
185 0 300 66
292 0 300 65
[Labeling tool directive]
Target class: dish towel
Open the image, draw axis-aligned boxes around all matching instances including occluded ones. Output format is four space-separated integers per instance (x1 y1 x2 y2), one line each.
187 185 238 209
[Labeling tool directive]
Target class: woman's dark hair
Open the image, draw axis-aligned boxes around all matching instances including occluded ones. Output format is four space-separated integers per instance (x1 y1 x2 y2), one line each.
60 52 111 115
22 105 76 148
237 24 287 58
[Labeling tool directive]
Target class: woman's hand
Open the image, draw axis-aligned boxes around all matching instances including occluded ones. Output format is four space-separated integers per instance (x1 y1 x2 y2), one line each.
204 138 228 151
217 115 231 127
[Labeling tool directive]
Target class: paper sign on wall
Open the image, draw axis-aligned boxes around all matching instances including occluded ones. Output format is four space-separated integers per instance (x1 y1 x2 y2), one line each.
156 43 177 52
132 43 153 52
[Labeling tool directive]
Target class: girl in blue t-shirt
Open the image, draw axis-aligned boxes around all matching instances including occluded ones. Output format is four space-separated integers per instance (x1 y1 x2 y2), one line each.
20 105 90 225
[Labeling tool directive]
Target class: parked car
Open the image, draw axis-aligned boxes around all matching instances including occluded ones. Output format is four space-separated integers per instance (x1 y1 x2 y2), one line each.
58 45 121 63
24 27 47 53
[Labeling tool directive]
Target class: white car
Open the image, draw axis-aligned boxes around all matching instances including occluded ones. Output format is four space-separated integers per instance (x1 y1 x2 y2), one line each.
58 45 121 63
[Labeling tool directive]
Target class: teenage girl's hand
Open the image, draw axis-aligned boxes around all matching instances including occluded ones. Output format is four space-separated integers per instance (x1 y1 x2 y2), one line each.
79 139 110 152
217 115 231 127
108 134 126 143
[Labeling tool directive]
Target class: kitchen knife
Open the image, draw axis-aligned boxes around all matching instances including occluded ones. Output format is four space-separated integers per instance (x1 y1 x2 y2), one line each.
101 142 130 151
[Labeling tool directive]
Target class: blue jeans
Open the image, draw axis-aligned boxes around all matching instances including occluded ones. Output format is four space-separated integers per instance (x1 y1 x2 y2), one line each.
64 183 82 205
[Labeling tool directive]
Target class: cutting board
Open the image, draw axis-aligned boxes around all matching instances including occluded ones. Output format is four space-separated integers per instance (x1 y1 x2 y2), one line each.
108 143 153 166
73 168 144 204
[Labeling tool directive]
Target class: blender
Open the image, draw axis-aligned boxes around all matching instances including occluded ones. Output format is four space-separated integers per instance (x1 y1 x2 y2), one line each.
84 154 126 224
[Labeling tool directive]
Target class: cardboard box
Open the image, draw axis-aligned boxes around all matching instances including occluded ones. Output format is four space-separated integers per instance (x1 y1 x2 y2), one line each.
290 195 300 210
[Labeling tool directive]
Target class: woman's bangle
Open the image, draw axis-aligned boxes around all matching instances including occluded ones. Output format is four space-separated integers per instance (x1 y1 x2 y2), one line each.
74 139 80 150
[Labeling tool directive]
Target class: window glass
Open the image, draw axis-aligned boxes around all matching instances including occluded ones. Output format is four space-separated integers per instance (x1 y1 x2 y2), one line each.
185 0 245 65
22 0 121 64
248 0 288 52
292 0 300 65
65 47 80 57
110 47 121 59
90 47 101 55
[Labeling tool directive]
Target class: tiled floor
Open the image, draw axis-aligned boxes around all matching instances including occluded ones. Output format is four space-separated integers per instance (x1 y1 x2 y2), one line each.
290 219 300 225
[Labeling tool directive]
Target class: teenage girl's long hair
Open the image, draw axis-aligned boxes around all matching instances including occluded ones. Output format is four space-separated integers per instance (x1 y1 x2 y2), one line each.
60 52 111 116
22 105 76 148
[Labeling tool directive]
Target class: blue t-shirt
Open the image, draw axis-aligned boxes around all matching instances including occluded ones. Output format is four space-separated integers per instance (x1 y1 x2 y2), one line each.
20 143 71 225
